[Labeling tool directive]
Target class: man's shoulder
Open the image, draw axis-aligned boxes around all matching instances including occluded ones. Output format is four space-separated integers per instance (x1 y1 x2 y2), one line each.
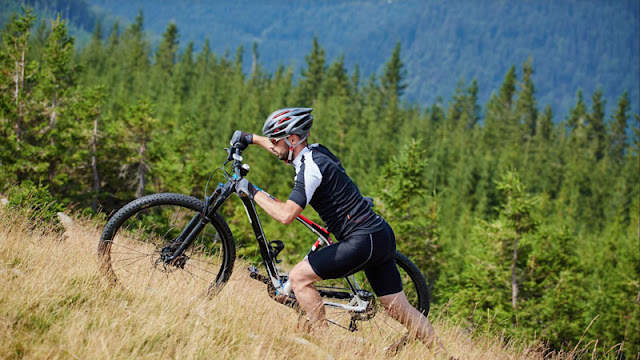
308 144 342 168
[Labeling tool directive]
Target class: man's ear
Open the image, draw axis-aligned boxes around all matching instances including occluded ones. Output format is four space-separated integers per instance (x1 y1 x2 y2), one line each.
290 134 301 146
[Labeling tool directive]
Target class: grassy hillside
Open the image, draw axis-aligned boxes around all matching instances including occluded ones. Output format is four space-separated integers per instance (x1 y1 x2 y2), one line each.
0 207 595 359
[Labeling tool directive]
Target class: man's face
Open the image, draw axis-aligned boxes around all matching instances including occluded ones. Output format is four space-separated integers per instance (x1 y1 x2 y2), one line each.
269 136 289 161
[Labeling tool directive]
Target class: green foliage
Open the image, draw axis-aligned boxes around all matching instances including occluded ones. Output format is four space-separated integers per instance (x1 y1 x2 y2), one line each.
294 36 325 106
380 41 406 99
377 139 439 281
448 171 589 353
5 181 66 233
495 171 536 234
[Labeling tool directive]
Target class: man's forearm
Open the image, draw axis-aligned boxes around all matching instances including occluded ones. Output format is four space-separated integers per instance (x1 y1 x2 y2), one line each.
252 134 272 151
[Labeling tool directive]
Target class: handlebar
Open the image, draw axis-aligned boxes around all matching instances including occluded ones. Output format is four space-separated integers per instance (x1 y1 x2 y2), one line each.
225 144 250 183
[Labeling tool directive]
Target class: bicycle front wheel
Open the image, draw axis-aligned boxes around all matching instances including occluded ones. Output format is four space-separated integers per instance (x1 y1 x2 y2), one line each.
317 251 430 342
98 193 236 296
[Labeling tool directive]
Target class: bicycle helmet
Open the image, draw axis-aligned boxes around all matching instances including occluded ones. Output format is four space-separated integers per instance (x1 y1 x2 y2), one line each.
262 108 313 140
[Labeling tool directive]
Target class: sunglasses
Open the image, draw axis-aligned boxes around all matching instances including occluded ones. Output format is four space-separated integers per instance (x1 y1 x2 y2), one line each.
269 137 286 145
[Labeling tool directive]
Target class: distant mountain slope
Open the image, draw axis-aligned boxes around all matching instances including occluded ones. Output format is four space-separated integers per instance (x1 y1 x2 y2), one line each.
4 0 638 117
85 0 639 118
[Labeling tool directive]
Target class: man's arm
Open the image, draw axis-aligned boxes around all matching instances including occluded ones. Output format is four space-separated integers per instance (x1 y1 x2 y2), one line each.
253 191 303 225
234 132 303 224
251 134 274 151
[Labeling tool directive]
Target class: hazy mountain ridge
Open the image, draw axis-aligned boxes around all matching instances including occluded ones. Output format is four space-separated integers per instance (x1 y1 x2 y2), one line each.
2 0 638 117
83 0 639 118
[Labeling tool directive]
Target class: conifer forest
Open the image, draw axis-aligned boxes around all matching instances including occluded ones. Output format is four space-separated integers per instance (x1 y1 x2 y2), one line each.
0 5 638 359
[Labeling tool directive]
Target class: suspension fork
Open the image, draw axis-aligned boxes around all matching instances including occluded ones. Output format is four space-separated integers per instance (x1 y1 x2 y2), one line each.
166 183 231 262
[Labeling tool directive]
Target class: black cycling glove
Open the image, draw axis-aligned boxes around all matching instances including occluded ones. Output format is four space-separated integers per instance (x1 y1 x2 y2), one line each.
236 178 258 199
230 130 253 150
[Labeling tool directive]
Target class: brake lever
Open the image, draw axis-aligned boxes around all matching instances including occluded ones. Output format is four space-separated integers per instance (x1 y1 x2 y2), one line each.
224 147 233 162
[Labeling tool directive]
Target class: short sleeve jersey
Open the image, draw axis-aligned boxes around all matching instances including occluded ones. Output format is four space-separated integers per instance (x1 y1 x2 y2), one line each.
288 144 384 240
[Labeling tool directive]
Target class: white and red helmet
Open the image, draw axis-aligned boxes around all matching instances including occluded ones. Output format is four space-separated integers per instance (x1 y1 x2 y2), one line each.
262 108 313 140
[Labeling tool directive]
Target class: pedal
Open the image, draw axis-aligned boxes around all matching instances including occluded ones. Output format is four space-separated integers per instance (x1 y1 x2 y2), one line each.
269 240 285 264
248 265 269 284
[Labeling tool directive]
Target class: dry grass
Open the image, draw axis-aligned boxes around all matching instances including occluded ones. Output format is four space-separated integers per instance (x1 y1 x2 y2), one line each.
0 208 578 360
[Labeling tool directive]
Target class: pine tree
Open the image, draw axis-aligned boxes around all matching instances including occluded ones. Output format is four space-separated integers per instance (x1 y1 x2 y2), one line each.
250 41 259 79
608 91 629 165
483 66 517 149
121 11 150 99
295 37 325 106
527 105 556 195
68 86 105 210
379 42 407 149
448 170 587 347
588 89 606 161
316 54 350 153
380 41 407 99
122 99 157 198
0 7 37 185
78 18 104 86
0 6 36 146
174 41 195 103
465 79 480 129
559 90 594 228
39 15 77 186
567 89 587 131
156 24 179 74
536 105 553 141
377 139 439 280
446 80 465 127
516 59 537 139
152 22 179 120
499 65 517 111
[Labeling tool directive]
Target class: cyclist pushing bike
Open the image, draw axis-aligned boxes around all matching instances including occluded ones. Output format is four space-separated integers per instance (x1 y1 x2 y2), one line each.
231 107 445 353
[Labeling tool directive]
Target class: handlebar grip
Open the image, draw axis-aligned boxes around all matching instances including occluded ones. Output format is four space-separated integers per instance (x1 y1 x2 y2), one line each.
232 146 243 179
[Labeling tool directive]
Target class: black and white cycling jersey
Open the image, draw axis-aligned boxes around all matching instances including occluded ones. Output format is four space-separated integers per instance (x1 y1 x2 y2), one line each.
288 144 385 240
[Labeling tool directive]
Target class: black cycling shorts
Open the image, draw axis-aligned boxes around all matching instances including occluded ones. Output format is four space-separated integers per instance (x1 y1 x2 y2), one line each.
307 221 403 297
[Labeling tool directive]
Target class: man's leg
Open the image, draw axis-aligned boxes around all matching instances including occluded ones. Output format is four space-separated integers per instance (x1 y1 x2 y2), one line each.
379 291 445 351
288 259 327 330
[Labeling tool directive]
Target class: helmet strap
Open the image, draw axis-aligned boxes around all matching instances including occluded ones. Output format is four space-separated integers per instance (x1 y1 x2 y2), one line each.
284 136 295 164
283 134 309 164
287 147 294 164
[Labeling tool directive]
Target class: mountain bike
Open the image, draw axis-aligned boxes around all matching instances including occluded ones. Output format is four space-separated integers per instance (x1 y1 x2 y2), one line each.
97 142 430 341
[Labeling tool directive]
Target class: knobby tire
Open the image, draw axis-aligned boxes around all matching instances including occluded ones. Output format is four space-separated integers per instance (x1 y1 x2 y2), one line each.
98 193 235 296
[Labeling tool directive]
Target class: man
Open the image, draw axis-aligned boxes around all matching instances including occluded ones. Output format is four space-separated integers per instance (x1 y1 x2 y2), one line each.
232 107 443 352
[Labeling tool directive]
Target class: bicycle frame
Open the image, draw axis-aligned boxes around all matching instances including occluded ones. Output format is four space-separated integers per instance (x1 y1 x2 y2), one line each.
237 191 371 314
165 147 371 314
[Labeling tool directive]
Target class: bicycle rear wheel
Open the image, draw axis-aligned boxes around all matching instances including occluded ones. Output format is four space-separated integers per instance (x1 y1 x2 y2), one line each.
317 251 430 342
98 193 236 296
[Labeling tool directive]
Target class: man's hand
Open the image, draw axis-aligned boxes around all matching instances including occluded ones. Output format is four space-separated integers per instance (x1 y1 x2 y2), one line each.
230 130 253 150
236 178 258 199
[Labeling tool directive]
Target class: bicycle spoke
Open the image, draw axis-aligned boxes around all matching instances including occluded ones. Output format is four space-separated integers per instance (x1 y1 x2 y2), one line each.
184 263 219 277
118 261 155 280
111 253 152 264
113 254 153 271
108 240 156 255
